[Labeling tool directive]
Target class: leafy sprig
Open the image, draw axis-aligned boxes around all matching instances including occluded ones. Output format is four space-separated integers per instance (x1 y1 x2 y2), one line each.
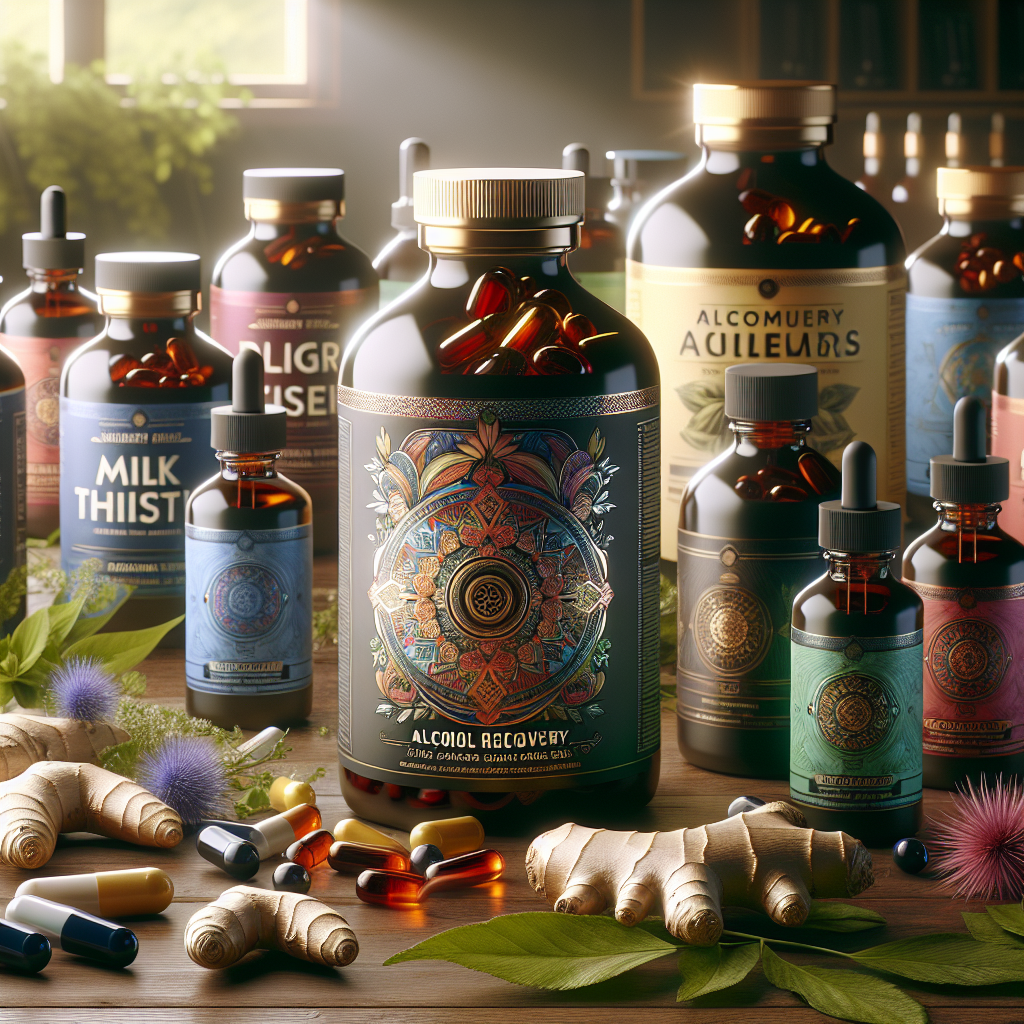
386 901 1024 1024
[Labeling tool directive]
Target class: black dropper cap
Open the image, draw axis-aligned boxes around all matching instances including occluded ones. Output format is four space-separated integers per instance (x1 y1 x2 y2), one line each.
563 143 612 210
22 186 86 270
819 441 902 552
725 363 818 421
210 348 287 453
392 138 429 231
931 396 1009 503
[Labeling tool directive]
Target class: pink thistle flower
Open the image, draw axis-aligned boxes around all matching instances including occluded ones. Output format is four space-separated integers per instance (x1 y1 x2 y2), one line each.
929 776 1024 901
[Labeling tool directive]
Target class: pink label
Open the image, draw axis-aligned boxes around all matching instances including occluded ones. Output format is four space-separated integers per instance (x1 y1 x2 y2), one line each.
991 391 1024 544
0 333 82 506
209 286 375 495
909 581 1024 758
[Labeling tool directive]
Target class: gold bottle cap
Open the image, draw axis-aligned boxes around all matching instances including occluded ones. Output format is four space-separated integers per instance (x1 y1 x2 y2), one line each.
413 168 583 253
692 82 836 149
936 166 1024 216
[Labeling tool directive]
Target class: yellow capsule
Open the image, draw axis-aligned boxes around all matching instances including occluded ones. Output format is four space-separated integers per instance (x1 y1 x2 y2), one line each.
332 817 408 853
269 777 317 812
409 815 484 858
14 867 173 917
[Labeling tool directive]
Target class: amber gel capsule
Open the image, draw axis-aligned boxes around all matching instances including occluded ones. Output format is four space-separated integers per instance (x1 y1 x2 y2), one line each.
6 895 138 968
285 829 334 870
15 867 173 917
421 849 505 894
408 816 483 858
197 825 261 880
355 869 423 907
0 920 51 973
327 841 411 874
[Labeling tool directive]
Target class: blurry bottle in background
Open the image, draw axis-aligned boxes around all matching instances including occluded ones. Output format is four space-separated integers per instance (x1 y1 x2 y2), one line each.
945 112 964 168
892 112 924 206
562 143 626 311
0 187 102 539
0 332 25 636
990 113 1006 167
373 138 430 308
855 111 884 199
604 150 683 233
892 112 941 252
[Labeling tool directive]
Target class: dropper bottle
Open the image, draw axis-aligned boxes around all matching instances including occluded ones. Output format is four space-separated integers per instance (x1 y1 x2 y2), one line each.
185 347 313 729
903 396 1024 789
790 441 923 847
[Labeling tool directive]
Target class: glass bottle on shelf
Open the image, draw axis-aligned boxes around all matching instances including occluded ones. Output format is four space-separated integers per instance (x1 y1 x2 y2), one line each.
337 167 660 830
945 113 964 168
990 113 1005 167
854 112 884 200
0 186 103 538
903 396 1024 790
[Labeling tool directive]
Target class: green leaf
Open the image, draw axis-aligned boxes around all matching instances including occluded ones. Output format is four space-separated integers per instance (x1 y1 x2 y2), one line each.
761 946 926 1024
62 591 132 645
677 942 760 1001
676 380 724 414
63 614 184 677
801 902 887 933
850 933 1024 985
987 903 1024 939
963 912 1024 947
46 527 60 547
8 606 51 671
384 913 678 990
46 589 88 648
818 383 860 414
11 681 43 708
0 681 12 706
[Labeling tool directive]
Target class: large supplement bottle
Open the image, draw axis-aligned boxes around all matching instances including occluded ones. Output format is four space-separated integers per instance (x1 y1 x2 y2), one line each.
0 187 102 538
60 253 232 639
627 81 906 563
337 167 661 829
0 339 26 635
906 167 1024 529
211 168 378 554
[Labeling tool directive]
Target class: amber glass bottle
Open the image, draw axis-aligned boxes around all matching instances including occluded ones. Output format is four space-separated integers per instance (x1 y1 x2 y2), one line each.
337 167 660 830
906 167 1024 530
60 253 232 640
677 363 841 779
0 341 26 635
373 139 431 308
186 348 312 729
0 187 102 537
627 82 906 565
903 396 1024 789
791 442 923 848
211 168 378 555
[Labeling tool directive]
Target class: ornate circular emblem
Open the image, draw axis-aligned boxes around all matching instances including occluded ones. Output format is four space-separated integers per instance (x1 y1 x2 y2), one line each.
447 558 531 640
692 585 772 676
208 563 283 638
26 377 59 447
928 618 1008 701
815 673 893 751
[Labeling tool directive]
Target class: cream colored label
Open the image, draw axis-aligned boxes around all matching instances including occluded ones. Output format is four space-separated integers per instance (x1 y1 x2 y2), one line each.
626 261 906 560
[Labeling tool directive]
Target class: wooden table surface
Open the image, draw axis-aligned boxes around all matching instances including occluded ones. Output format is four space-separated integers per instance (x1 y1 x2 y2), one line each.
1 558 1021 1023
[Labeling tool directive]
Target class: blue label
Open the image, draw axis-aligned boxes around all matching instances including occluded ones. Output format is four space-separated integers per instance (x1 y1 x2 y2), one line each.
59 397 219 596
185 524 312 695
0 387 26 634
906 294 1024 496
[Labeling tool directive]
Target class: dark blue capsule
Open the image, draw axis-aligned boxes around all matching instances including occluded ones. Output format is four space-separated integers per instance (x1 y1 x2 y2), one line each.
727 796 766 817
61 914 138 968
273 861 311 894
197 825 260 880
0 919 51 973
892 838 928 875
409 843 445 875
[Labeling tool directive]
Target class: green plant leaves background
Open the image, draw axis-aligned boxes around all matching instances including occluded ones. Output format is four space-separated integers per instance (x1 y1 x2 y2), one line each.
677 942 760 1001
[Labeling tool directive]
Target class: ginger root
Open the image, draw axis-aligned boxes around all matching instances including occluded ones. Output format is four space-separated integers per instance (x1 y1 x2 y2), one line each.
526 801 873 946
0 761 183 869
0 714 129 782
184 886 359 970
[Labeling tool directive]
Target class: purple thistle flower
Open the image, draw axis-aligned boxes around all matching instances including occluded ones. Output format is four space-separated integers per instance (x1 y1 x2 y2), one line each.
49 657 119 722
136 737 228 825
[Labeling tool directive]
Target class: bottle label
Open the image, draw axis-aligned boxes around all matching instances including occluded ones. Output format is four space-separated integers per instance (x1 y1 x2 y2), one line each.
676 529 821 732
336 385 661 789
210 286 376 495
991 391 1024 542
790 627 923 811
903 579 1024 758
0 386 26 633
625 262 906 559
59 397 220 596
185 523 313 695
906 294 1024 498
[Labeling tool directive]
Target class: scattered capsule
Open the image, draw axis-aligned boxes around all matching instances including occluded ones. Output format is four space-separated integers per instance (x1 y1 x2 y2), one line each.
253 803 323 856
235 726 286 761
328 841 411 875
333 818 407 854
273 861 312 894
196 819 266 850
14 867 173 917
408 815 484 858
892 838 929 875
727 795 766 817
355 869 423 907
197 825 261 880
269 776 317 812
6 895 138 968
409 843 445 876
421 849 505 895
285 829 335 870
0 919 51 973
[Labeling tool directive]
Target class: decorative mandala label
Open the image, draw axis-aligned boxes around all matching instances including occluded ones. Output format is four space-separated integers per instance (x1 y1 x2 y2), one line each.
814 672 894 752
208 562 284 638
927 617 1008 701
691 585 772 676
